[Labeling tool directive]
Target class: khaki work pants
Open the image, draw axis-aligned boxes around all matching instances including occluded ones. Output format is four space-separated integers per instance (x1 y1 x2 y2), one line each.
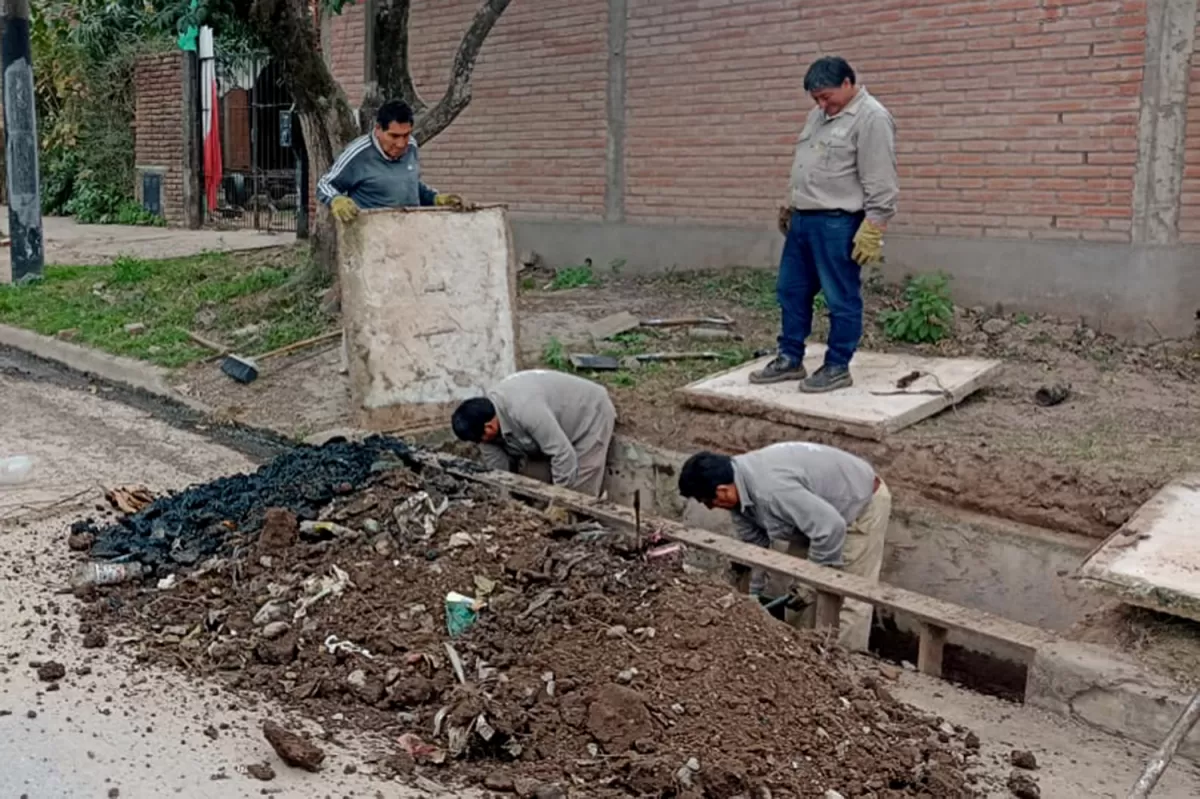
517 413 616 498
772 479 892 652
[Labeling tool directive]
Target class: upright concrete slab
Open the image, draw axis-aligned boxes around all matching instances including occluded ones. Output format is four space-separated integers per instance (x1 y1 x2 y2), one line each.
677 346 1001 440
1078 474 1200 621
338 206 519 431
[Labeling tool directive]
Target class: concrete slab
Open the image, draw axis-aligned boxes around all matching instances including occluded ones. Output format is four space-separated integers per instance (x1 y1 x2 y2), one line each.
1078 474 1200 621
338 206 519 431
677 345 1002 440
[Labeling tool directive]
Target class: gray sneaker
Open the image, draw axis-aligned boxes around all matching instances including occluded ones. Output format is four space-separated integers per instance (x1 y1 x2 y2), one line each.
799 364 853 393
749 355 806 384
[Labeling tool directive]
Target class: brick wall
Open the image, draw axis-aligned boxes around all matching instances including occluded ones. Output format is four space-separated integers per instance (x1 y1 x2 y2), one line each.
328 1 368 111
625 0 1144 242
324 0 1158 242
408 0 609 218
1181 5 1200 243
133 52 185 223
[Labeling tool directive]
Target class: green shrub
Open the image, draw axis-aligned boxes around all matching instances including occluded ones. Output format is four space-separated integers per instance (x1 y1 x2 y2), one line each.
879 273 954 344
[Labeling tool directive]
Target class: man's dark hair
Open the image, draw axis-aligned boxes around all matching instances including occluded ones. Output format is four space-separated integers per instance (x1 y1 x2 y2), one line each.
678 451 736 503
376 99 415 130
451 397 496 443
803 56 856 92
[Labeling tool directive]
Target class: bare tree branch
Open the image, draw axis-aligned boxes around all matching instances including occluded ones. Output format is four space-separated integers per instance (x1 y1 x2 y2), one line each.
411 0 512 144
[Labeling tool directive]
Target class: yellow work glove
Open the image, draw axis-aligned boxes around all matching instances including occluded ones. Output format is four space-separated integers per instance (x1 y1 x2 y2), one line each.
434 193 466 210
777 205 791 236
851 219 885 266
330 195 359 224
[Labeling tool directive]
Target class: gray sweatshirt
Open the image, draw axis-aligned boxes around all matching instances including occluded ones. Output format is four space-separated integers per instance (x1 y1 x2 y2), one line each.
316 133 438 209
480 370 616 490
730 442 876 594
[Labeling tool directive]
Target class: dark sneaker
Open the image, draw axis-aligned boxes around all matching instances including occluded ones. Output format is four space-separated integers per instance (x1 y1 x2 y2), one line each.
749 355 806 384
799 364 853 393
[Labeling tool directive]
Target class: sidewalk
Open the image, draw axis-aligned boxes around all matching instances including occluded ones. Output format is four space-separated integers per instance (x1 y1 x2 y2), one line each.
0 208 294 280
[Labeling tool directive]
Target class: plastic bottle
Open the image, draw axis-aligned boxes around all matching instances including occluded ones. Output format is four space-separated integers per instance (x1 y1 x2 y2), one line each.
0 455 34 485
71 561 145 589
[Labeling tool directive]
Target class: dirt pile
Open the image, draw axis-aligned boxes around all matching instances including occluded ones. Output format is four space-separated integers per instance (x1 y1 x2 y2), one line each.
75 441 982 797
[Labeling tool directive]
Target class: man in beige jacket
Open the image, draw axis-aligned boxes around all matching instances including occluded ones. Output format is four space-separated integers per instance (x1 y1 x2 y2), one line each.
677 441 891 651
451 370 616 497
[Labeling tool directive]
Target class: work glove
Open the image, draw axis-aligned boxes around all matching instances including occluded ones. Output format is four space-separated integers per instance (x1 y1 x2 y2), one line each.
777 205 791 236
851 219 885 266
434 193 468 210
330 195 359 224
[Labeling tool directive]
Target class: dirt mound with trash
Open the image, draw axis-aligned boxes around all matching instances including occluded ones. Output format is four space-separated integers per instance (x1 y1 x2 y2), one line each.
74 440 981 797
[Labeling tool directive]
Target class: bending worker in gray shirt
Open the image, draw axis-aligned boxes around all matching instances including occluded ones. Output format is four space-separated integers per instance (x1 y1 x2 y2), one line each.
451 371 617 497
678 442 891 651
317 99 467 223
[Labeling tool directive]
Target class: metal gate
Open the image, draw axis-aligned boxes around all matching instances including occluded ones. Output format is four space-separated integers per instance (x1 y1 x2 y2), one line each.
198 50 308 234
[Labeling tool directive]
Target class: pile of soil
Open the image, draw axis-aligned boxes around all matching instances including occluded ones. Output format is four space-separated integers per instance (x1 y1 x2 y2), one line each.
76 441 982 797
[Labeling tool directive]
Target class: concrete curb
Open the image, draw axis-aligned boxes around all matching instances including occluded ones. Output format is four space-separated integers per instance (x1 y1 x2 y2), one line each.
0 323 212 414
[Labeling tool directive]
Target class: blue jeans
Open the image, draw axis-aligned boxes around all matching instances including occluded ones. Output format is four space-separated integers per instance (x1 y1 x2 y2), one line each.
776 209 864 368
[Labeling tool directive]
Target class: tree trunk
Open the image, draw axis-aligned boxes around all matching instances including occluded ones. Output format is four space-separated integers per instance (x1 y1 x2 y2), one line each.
245 0 359 275
365 0 512 144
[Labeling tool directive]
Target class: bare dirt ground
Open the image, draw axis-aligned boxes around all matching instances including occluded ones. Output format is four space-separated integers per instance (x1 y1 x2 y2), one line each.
175 267 1200 541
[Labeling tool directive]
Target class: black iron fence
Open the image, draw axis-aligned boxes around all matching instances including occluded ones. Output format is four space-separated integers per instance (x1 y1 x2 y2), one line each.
199 51 307 234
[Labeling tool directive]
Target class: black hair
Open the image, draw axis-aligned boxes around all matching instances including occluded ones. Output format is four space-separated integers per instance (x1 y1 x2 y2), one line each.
451 397 496 443
803 56 856 92
678 451 736 503
376 99 415 130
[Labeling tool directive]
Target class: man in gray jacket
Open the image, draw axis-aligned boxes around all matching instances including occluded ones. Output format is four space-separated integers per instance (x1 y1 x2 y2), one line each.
451 371 617 497
677 442 891 651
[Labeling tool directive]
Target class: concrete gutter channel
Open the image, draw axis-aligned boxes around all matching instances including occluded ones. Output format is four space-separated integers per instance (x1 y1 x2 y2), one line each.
3 323 1199 763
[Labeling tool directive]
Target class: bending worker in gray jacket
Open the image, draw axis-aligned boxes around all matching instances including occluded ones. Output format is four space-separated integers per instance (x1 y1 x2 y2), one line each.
317 99 467 223
451 371 617 497
677 442 891 651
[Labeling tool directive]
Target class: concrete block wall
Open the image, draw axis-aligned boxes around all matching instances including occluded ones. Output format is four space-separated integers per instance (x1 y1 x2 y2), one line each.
327 1 1200 335
133 52 185 224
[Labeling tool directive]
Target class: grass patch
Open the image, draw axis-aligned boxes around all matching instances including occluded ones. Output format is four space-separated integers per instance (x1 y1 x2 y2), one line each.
0 247 334 368
547 263 599 291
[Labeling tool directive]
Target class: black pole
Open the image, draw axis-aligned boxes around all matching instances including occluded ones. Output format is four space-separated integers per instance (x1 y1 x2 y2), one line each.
1 0 43 282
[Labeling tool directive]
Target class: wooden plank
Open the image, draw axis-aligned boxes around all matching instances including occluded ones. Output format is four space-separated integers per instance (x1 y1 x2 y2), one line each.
815 591 843 631
918 623 948 678
444 462 1058 658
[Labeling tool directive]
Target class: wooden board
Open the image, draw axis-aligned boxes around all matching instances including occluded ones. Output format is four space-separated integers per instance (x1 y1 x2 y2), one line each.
677 346 1002 441
439 459 1058 659
1077 474 1200 623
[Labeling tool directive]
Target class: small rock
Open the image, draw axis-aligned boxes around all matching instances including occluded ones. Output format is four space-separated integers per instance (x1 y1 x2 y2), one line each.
56 328 80 341
123 322 147 336
616 667 637 684
261 621 290 640
67 531 94 551
512 777 539 798
1010 749 1038 770
670 703 685 715
82 630 108 649
824 791 846 799
686 757 700 772
204 725 219 740
253 600 291 626
262 721 325 771
484 771 514 792
982 318 1011 336
346 669 367 689
36 661 66 682
534 784 566 799
258 508 298 554
965 731 981 750
246 762 276 781
1007 770 1040 799
938 721 956 737
605 625 627 638
343 763 357 775
363 518 381 534
108 789 120 799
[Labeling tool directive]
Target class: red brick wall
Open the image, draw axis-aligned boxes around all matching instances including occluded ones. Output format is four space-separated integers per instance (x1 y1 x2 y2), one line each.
325 1 1156 242
625 0 1144 242
329 2 368 111
402 0 609 218
1181 6 1200 243
133 52 185 223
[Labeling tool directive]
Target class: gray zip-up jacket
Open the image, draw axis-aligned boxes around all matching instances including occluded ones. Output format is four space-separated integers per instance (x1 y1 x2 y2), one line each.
316 133 438 209
730 442 876 594
480 370 615 490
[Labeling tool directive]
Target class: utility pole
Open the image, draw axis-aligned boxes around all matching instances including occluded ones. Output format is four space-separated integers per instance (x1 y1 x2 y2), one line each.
2 0 43 282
